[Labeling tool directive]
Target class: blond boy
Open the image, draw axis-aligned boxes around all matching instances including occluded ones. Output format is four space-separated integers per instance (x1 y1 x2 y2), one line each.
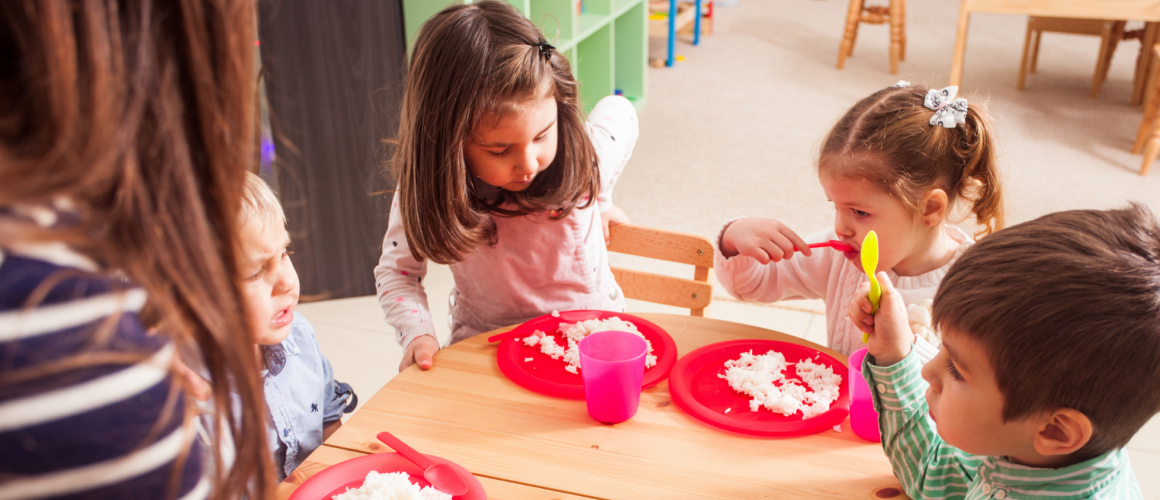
237 173 356 481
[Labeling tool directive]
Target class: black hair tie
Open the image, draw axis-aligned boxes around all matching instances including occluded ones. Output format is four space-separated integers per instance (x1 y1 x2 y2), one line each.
535 38 555 60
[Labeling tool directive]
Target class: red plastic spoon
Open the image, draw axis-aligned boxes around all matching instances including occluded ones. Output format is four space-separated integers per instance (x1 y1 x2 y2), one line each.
796 240 854 253
376 431 469 496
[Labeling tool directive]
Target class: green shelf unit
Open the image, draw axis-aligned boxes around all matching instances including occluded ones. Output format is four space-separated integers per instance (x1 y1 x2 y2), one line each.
402 0 647 114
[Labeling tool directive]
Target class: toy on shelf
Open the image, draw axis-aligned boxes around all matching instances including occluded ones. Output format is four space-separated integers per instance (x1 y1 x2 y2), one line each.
648 0 706 67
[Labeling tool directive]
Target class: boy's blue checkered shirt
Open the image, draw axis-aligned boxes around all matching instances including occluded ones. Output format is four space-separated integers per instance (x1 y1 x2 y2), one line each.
262 312 356 481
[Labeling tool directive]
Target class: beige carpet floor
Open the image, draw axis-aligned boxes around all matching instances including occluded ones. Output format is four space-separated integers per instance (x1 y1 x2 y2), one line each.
618 0 1160 272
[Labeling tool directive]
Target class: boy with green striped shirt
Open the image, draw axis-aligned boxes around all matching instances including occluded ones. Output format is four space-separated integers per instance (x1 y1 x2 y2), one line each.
849 205 1159 499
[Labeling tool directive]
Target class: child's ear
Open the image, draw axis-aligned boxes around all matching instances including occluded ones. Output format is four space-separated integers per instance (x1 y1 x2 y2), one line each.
920 189 949 227
1033 408 1093 457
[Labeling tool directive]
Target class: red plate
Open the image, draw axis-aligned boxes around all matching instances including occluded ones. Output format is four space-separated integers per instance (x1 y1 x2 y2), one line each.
669 339 850 437
289 452 485 500
496 311 677 399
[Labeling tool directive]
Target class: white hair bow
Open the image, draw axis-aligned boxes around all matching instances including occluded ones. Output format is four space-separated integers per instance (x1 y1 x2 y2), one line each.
924 86 968 129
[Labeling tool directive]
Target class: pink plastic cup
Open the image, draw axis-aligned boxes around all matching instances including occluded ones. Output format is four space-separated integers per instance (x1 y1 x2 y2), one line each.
848 348 881 442
579 330 648 424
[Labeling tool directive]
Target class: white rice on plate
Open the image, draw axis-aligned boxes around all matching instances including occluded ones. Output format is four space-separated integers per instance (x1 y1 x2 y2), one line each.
521 317 657 373
719 350 842 419
332 471 452 500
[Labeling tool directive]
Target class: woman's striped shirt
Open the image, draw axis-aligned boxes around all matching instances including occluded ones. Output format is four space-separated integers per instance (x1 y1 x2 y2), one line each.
0 243 208 500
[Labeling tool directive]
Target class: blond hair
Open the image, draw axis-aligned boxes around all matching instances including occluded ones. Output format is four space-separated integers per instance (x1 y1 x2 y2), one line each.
819 85 1005 237
240 172 286 227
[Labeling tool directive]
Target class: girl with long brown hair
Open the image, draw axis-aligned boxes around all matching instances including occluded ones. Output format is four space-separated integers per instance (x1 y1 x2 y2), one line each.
0 1 274 498
716 82 1005 357
374 1 639 371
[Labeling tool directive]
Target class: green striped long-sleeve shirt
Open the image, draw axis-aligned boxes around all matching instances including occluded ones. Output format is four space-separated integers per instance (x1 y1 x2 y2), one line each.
862 348 1141 499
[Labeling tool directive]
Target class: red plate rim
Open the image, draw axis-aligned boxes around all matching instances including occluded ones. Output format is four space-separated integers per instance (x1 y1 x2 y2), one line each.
495 310 677 399
288 452 485 500
669 339 851 437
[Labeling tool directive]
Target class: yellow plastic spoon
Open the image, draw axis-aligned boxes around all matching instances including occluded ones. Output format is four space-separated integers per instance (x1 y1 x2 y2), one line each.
861 230 881 343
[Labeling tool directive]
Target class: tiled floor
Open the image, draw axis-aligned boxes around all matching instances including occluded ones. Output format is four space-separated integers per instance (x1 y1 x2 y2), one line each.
299 263 1159 497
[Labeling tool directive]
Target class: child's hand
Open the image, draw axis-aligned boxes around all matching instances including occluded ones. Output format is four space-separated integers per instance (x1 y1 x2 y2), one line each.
601 205 630 246
848 272 912 366
719 218 811 263
399 334 439 372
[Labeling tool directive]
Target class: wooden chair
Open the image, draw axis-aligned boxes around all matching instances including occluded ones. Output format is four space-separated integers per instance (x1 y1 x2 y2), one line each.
836 0 906 74
1132 43 1160 176
606 224 714 317
1018 17 1133 98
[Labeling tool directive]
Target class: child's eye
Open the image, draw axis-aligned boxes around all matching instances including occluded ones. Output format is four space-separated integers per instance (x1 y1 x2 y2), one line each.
246 270 263 282
533 134 547 143
947 359 964 381
853 209 869 217
488 148 510 158
282 250 294 260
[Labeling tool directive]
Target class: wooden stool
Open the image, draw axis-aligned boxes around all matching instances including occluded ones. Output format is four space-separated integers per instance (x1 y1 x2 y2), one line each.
1133 43 1160 176
1017 17 1133 98
837 0 906 74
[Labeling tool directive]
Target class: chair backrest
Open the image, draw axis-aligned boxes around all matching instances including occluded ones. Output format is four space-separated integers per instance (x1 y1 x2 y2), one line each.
606 224 714 317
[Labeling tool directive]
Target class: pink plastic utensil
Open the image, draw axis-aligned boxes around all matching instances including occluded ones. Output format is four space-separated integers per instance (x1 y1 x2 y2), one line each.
375 431 469 496
795 240 855 253
848 348 881 442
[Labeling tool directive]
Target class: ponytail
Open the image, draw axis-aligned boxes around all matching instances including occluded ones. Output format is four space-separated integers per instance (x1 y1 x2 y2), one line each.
820 84 1005 238
956 107 1004 237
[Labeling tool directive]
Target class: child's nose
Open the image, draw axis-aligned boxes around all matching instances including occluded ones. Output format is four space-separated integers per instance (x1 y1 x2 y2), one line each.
273 266 297 295
920 357 940 390
514 148 538 177
834 215 855 238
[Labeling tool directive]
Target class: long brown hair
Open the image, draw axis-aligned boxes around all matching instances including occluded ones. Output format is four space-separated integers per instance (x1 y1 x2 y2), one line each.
819 85 1005 237
394 0 599 264
0 1 273 498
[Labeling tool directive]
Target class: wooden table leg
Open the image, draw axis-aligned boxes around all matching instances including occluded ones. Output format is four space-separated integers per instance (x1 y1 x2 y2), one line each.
1018 21 1033 90
950 0 972 86
1133 22 1158 106
1133 55 1160 153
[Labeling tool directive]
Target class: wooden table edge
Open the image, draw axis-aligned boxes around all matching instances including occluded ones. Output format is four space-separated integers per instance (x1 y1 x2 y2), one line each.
950 0 1160 87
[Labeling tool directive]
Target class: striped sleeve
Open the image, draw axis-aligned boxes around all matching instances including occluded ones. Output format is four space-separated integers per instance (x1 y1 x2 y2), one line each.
862 348 984 499
0 253 208 500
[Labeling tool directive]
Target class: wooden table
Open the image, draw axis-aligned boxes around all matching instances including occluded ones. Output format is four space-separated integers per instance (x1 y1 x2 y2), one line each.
278 314 907 500
950 0 1160 103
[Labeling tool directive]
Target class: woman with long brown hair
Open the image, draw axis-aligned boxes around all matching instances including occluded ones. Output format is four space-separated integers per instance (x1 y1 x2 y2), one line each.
0 1 274 498
373 0 640 372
